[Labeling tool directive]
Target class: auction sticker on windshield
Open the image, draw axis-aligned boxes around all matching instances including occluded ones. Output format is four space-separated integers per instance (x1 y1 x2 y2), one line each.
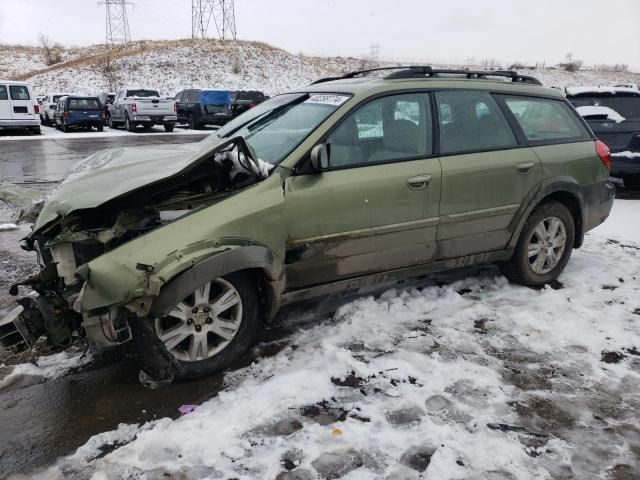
305 94 350 106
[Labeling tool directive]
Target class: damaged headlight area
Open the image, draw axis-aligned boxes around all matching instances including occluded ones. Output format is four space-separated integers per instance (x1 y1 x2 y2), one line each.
1 137 272 356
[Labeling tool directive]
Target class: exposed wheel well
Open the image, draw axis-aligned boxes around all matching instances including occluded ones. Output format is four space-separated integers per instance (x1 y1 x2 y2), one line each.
539 191 583 248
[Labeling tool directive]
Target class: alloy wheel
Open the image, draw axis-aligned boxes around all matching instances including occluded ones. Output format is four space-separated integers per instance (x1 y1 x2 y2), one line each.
526 216 567 275
155 278 243 362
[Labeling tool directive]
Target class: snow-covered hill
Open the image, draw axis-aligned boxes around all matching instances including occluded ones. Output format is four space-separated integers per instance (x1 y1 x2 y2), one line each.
1 39 639 97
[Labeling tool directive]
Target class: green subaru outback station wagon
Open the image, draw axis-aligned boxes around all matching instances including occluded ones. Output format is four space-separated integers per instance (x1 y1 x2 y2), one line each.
2 67 614 386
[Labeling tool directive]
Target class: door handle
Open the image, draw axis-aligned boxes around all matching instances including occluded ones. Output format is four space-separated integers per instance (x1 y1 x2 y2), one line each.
406 174 432 189
515 161 535 174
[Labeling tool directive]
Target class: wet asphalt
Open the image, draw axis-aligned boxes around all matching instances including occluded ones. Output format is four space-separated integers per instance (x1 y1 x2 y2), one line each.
0 130 209 183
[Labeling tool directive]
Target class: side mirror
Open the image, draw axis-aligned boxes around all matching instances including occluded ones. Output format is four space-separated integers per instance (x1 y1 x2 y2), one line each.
310 143 330 171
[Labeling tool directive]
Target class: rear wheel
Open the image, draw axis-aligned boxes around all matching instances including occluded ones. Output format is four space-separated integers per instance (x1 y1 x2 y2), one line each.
62 120 69 133
164 123 174 132
499 201 575 287
97 124 104 132
135 271 260 381
125 115 136 132
187 113 198 130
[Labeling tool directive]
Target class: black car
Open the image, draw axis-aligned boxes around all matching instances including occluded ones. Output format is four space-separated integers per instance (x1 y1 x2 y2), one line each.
231 90 266 117
174 89 232 129
98 92 116 124
567 86 640 188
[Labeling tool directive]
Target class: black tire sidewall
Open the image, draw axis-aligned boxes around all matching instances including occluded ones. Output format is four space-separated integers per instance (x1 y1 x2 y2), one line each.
510 201 575 286
137 271 261 381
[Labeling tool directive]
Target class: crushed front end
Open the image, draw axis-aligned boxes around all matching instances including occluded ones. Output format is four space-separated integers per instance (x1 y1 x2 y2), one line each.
0 137 269 356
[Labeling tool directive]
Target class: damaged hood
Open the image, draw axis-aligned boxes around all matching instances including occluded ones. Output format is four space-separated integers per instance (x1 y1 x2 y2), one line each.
34 138 223 232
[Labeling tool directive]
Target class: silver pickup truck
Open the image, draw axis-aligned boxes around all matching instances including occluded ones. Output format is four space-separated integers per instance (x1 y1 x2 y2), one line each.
108 88 177 132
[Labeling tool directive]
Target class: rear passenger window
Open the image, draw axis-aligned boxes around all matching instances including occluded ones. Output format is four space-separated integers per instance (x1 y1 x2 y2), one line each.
435 91 517 155
502 96 589 142
9 85 30 100
0 86 7 100
327 93 432 168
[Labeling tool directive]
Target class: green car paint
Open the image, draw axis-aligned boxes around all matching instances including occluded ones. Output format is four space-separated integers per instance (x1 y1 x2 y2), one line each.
26 76 614 324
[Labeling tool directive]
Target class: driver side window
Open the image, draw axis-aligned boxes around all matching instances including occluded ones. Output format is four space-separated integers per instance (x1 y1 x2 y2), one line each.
326 93 432 168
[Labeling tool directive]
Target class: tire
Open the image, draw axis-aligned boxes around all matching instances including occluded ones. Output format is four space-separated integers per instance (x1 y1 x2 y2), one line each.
62 120 69 133
32 127 41 135
44 114 50 127
623 175 640 190
125 114 136 132
108 115 116 129
97 124 104 132
187 114 196 130
498 201 575 287
164 123 174 132
133 271 260 381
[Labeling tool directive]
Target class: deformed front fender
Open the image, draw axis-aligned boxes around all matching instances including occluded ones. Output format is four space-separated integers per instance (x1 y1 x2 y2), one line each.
148 244 285 321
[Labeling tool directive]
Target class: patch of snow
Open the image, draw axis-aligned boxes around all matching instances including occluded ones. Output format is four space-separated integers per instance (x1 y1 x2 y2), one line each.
0 348 93 391
32 200 640 479
0 223 19 231
576 105 625 123
612 151 640 158
566 85 640 96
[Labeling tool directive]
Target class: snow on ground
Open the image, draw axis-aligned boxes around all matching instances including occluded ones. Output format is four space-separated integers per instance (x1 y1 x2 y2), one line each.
2 39 638 98
0 348 93 392
14 200 639 480
0 124 211 141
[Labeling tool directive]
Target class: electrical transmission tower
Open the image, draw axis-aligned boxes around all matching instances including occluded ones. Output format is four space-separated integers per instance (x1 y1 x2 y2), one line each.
192 0 236 40
100 0 132 45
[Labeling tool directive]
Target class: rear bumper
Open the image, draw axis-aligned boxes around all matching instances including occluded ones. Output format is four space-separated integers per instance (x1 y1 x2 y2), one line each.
582 180 616 233
133 115 177 124
0 119 40 129
610 153 640 177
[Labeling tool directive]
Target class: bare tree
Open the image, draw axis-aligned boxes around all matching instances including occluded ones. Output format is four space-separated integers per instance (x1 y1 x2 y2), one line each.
560 52 583 72
38 34 63 66
101 52 121 92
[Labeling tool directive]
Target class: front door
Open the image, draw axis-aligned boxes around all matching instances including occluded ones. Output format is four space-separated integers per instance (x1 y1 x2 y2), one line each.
434 89 542 258
284 92 442 289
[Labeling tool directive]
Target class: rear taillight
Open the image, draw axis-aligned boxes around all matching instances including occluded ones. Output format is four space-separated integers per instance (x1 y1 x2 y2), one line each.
131 103 137 113
596 140 611 172
34 104 39 114
63 111 69 118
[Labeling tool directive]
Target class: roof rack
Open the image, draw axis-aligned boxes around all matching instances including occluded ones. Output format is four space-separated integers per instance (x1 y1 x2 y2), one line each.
311 66 543 86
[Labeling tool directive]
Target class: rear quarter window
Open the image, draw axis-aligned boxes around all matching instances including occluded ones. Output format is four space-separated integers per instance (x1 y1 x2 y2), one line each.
501 96 590 143
9 85 30 100
0 86 7 100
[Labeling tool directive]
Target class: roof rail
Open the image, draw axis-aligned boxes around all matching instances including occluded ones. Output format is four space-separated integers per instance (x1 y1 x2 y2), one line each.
311 66 543 86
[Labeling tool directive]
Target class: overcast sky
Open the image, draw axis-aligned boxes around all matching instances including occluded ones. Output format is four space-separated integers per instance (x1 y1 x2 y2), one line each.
1 0 638 70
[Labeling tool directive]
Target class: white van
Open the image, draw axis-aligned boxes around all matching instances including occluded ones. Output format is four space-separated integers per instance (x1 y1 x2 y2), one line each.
0 80 41 134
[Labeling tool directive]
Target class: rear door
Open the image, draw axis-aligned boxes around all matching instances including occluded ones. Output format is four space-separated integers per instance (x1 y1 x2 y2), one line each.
285 92 442 288
434 89 542 258
0 85 10 120
8 84 35 121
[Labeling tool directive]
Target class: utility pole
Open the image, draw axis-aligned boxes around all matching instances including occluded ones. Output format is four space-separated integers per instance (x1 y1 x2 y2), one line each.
192 0 236 40
369 43 380 66
99 0 132 45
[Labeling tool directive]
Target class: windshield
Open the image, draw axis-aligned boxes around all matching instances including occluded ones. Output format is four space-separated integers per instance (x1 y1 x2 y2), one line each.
205 93 351 165
569 95 640 120
126 89 160 98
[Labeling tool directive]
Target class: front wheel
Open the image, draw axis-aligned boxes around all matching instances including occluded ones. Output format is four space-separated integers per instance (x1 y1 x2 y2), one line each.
499 201 575 287
134 271 260 382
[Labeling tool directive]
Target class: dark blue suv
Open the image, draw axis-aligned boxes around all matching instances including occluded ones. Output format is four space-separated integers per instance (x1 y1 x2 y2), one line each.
54 96 104 132
174 89 232 129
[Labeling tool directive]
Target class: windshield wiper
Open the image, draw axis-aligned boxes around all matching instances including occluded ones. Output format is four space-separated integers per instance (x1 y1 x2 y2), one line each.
219 94 309 139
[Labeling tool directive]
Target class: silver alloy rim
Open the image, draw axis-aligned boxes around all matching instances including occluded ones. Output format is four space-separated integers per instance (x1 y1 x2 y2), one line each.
527 216 567 275
155 278 243 362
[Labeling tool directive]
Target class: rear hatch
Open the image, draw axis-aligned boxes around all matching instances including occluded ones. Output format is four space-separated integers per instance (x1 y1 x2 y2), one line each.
8 84 35 121
200 90 231 115
67 97 102 123
568 92 640 153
